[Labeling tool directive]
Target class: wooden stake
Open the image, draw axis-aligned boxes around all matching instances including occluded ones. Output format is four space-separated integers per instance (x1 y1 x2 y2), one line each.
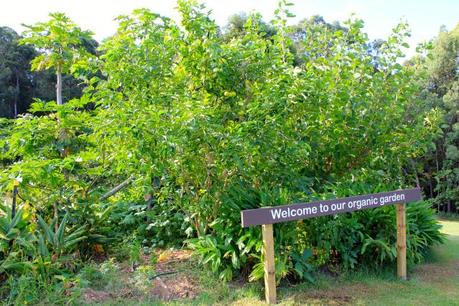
12 180 19 219
396 203 407 280
262 224 276 304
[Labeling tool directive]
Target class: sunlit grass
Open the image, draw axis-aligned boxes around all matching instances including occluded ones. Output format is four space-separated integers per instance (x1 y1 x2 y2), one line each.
439 219 459 236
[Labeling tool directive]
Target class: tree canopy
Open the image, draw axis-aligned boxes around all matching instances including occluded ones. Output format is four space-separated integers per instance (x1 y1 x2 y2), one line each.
21 12 95 105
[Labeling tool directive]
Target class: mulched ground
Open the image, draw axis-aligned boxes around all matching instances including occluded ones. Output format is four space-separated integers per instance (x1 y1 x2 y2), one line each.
81 249 200 304
148 249 199 301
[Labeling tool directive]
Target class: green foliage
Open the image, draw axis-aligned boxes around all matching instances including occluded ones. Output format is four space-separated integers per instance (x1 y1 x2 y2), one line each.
0 201 90 296
290 249 314 282
406 200 445 261
0 0 446 289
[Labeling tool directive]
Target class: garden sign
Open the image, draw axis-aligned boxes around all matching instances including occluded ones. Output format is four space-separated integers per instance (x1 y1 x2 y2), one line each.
241 188 422 304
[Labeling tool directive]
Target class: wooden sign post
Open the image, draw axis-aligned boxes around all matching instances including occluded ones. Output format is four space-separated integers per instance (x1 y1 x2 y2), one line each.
241 188 422 304
262 224 276 304
396 203 407 280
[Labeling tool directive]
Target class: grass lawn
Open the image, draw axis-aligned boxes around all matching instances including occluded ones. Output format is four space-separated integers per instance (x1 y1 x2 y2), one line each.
70 219 459 306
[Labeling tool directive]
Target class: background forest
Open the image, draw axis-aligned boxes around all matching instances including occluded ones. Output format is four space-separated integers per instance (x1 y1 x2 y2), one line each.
0 0 457 304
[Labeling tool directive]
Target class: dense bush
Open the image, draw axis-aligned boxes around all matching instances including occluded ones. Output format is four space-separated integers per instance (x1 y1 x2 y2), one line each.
0 0 444 288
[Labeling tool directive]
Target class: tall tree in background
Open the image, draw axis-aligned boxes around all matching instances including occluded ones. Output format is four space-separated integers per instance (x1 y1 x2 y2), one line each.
20 13 94 105
429 24 459 213
223 12 277 41
0 26 95 118
409 23 459 213
0 27 35 117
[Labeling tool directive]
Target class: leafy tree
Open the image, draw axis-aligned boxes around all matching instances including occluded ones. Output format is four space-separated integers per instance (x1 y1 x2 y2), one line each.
84 2 442 280
290 15 345 42
20 13 94 105
0 26 95 118
431 25 459 213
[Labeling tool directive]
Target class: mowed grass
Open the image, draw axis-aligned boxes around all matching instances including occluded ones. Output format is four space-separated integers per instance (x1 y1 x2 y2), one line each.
78 219 459 306
347 219 459 306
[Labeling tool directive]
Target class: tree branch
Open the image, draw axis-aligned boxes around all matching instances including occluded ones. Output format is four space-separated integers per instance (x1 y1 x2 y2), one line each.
99 175 135 201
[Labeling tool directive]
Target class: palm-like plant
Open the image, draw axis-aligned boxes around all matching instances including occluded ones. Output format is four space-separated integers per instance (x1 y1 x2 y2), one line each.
36 214 87 259
0 205 35 275
0 252 33 274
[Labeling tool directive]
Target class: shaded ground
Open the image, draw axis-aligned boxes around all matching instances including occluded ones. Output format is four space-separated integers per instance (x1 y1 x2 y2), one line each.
77 219 459 305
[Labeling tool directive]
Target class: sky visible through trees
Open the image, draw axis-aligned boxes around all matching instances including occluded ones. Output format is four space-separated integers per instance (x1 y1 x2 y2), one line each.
1 0 458 57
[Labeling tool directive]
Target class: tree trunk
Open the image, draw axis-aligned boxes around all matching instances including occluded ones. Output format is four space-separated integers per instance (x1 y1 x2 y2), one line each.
56 64 63 105
56 63 65 228
12 184 18 219
99 175 135 201
14 72 19 118
54 201 58 232
428 166 433 198
409 159 420 188
9 183 19 250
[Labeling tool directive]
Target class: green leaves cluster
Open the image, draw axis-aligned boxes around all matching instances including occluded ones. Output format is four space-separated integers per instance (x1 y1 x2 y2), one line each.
20 13 94 75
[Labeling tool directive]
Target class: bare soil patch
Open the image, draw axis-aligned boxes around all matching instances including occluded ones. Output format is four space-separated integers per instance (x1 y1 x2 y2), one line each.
291 283 376 305
82 288 112 303
150 274 199 300
149 249 199 301
413 260 459 283
82 249 199 303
